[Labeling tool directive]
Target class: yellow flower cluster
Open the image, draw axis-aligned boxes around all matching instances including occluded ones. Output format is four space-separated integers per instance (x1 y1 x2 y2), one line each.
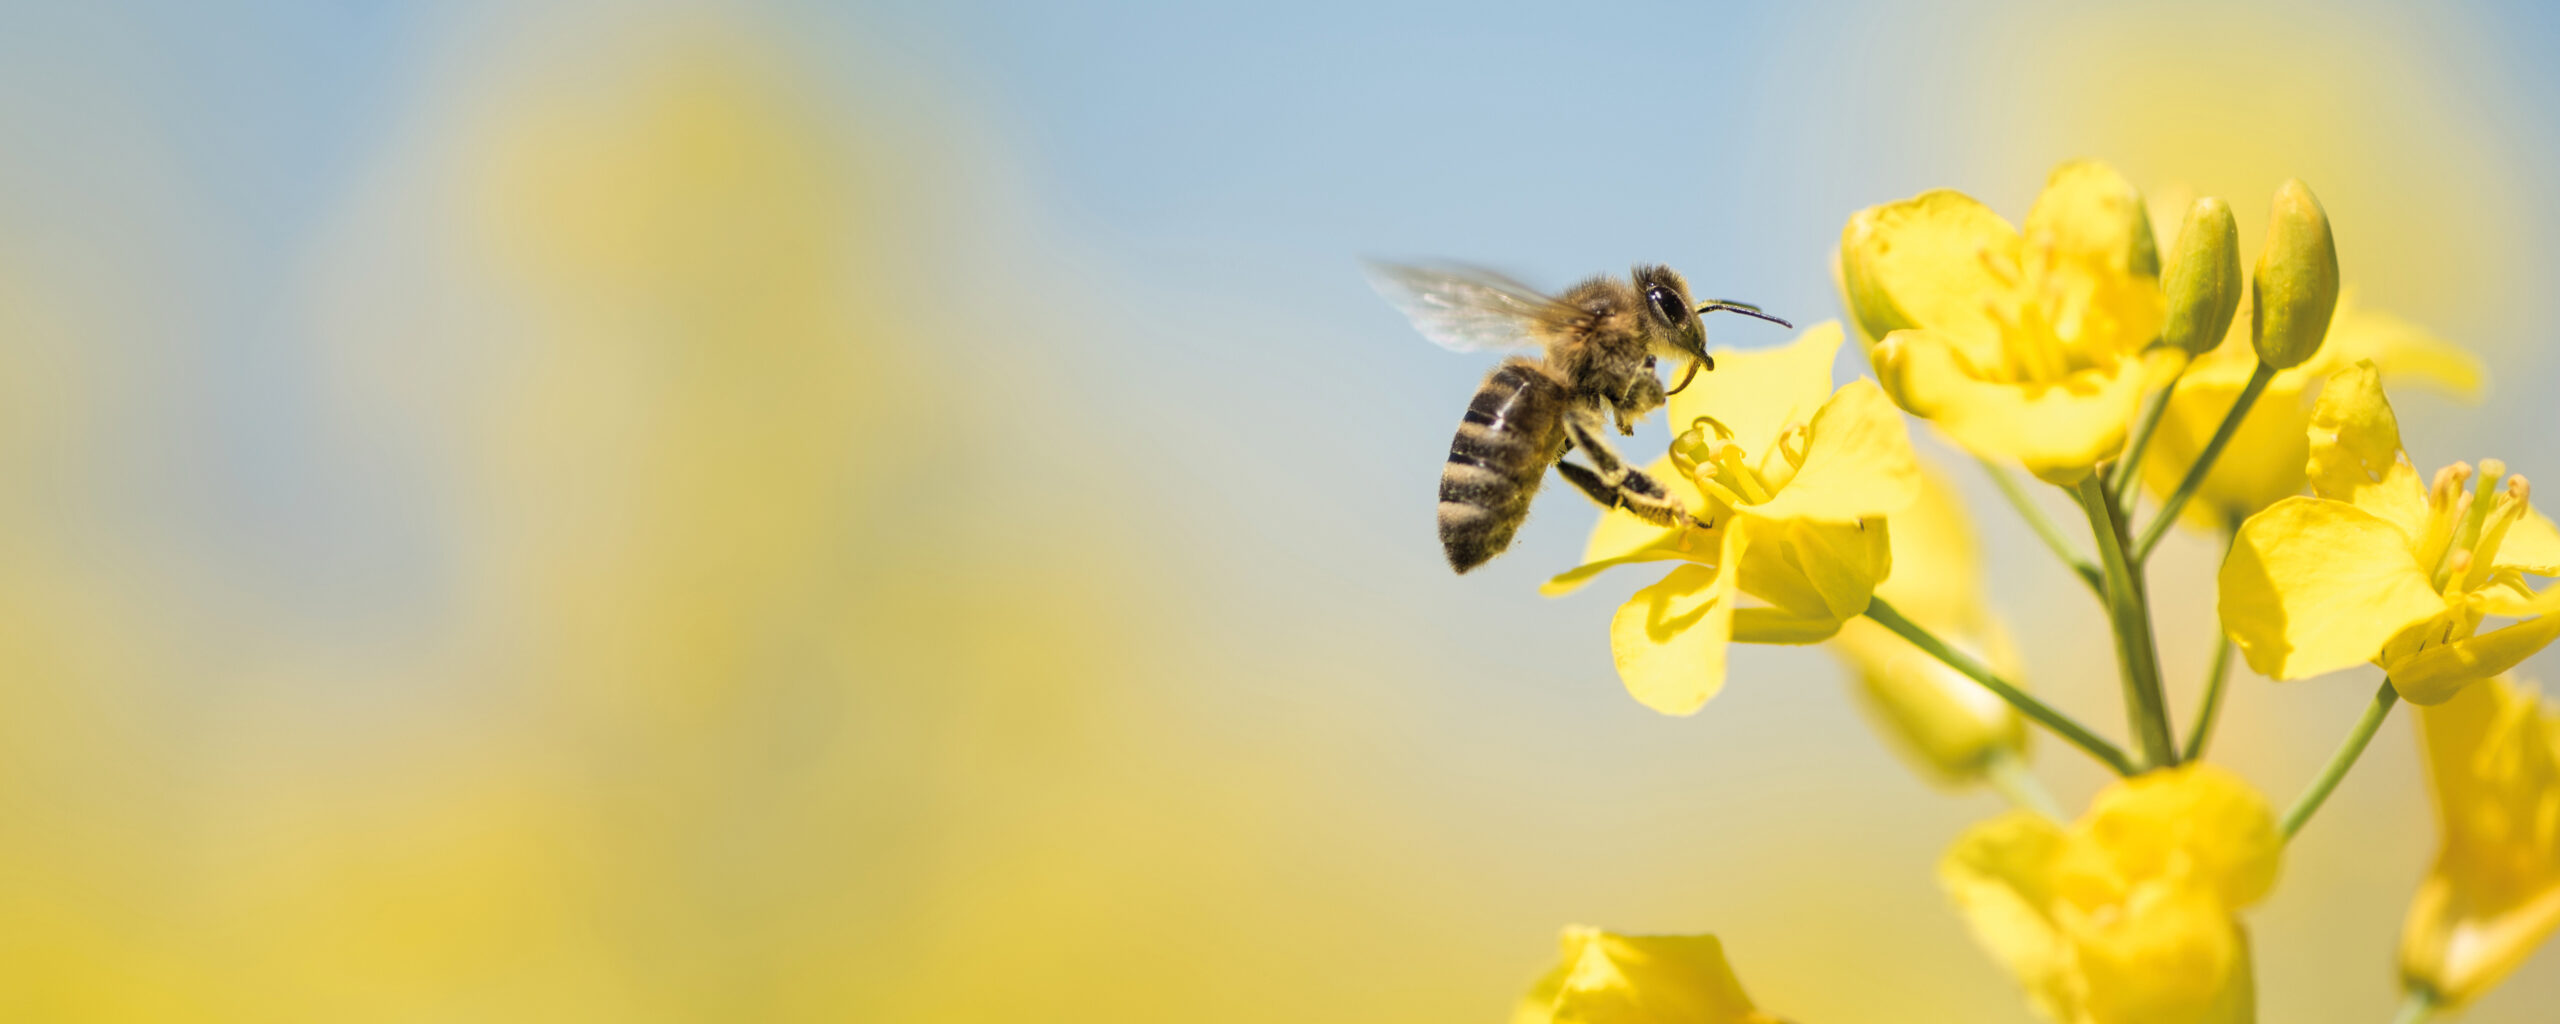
1508 158 2560 1024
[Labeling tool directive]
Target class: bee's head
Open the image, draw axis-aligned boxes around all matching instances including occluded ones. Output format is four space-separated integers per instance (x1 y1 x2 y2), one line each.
1631 264 1708 364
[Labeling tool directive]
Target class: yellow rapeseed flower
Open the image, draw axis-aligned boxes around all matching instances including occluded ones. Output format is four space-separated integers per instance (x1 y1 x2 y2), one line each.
1841 160 2172 485
2137 289 2479 530
1942 764 2279 1024
1828 458 2029 785
2218 362 2560 704
2399 676 2560 1009
1543 323 1920 715
1512 926 1783 1024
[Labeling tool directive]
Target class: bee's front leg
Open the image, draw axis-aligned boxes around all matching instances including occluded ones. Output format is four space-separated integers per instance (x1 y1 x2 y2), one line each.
1560 410 1691 528
1613 364 1668 435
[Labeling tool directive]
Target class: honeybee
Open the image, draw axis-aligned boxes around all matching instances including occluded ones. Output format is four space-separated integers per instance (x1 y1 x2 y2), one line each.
1369 262 1789 573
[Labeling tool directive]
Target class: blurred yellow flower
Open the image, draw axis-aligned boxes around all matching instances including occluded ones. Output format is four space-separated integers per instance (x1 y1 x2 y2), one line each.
1828 458 2029 786
2399 676 2560 1010
2219 362 2560 704
1543 323 1919 715
1841 160 2171 485
2138 290 2480 530
1942 764 2279 1024
1512 926 1782 1024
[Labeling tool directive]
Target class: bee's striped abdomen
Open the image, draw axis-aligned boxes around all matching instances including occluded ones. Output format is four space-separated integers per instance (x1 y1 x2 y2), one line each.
1439 361 1568 573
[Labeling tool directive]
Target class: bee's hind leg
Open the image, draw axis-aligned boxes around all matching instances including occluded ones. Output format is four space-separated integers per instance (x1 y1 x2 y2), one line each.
1556 460 1687 528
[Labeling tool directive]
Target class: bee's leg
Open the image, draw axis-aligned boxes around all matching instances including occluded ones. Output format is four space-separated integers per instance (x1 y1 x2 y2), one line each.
1614 369 1667 435
1561 413 1689 528
1557 460 1686 528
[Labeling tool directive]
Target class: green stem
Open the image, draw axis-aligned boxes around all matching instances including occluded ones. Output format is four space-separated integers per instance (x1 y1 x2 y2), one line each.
1979 456 2104 595
1983 747 2064 821
2183 519 2244 762
2077 475 2178 771
1864 597 2137 777
2137 361 2277 560
2281 678 2401 840
2389 985 2438 1024
2184 631 2236 762
2108 373 2181 507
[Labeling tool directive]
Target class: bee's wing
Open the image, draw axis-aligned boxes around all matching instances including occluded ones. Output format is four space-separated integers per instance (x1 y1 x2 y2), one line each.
1364 261 1578 353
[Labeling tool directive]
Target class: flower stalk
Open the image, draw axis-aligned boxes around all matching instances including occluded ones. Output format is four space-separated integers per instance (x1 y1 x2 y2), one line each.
1864 597 2136 776
2280 677 2400 840
2077 475 2179 770
2138 360 2275 559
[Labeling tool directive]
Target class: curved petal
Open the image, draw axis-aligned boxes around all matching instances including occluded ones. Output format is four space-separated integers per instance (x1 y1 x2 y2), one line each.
2220 496 2443 681
2070 764 2281 910
2400 678 2560 1008
1939 811 2073 1023
1669 321 1844 457
1747 379 1922 523
1870 456 1988 633
2306 361 2429 543
2493 507 2560 577
1840 189 2018 346
1876 329 2152 485
2387 612 2560 705
1525 928 1772 1024
2324 295 2484 399
2025 160 2157 279
1609 535 1741 716
2068 890 2245 1024
2140 371 2316 528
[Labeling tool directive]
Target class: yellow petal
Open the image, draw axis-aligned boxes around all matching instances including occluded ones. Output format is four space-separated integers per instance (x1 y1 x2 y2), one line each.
1869 456 1988 633
2069 764 2283 910
2385 612 2560 705
1940 811 2074 1023
2140 370 2316 527
1875 329 2155 485
1839 189 2019 347
1731 517 1890 644
2400 678 2560 1009
1609 533 1743 716
2305 361 2429 544
1669 321 1844 458
2493 507 2560 577
2024 159 2158 281
2068 890 2247 1024
1520 927 1775 1024
2220 496 2445 681
2323 297 2483 400
1746 378 1922 523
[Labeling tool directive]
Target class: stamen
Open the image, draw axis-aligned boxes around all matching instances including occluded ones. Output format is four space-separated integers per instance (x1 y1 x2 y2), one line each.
2420 461 2478 588
2443 550 2474 599
1712 443 1775 504
1776 425 1810 471
2463 473 2532 592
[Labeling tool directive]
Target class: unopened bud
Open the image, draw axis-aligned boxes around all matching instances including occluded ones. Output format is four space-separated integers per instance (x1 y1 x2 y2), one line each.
2250 179 2341 369
2161 198 2242 356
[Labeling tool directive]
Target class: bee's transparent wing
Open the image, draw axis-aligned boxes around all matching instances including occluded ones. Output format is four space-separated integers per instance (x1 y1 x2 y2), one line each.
1364 261 1573 353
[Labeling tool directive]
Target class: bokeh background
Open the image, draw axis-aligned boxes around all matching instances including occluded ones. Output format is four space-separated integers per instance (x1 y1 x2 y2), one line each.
2 0 2555 1020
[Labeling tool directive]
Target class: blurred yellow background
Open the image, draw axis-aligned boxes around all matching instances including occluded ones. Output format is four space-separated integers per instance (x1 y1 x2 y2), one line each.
0 1 2553 1020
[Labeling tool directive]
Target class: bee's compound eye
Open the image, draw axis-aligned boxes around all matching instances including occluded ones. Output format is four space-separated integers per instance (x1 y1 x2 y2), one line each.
1646 286 1685 325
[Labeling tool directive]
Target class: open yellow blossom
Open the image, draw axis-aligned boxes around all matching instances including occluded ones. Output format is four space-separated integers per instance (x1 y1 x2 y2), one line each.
1841 160 2172 484
2399 676 2560 1009
2218 362 2560 704
1829 458 2029 785
1942 764 2279 1024
1512 926 1783 1024
1543 322 1920 715
2139 290 2480 530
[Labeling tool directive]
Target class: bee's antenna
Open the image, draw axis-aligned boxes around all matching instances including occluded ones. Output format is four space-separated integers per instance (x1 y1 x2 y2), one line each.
1695 301 1793 329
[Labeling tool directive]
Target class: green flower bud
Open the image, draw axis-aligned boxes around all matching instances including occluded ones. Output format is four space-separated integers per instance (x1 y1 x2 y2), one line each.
2250 179 2340 370
2162 197 2242 356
